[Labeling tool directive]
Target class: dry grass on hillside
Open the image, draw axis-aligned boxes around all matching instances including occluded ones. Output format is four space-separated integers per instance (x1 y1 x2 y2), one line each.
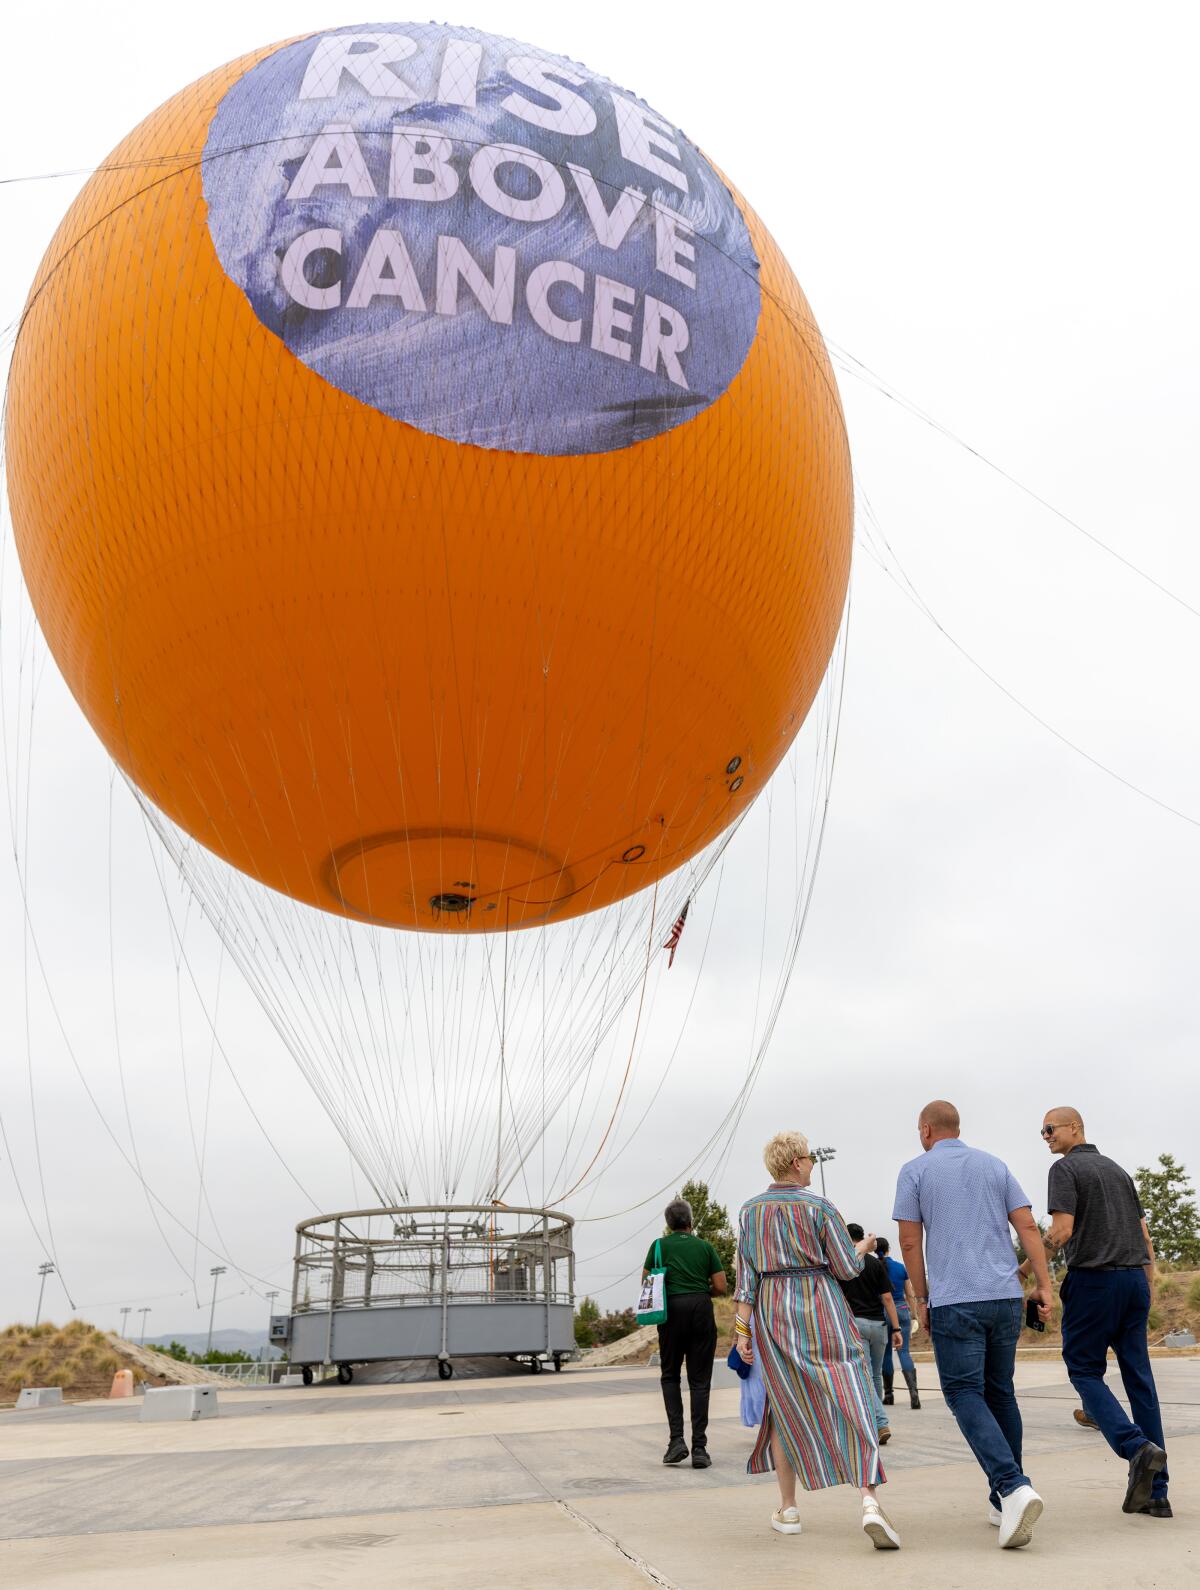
0 1320 224 1405
0 1320 125 1402
1149 1270 1200 1341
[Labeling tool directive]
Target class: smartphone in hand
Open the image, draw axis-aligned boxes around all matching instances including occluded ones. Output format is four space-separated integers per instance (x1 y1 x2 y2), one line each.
1025 1297 1046 1333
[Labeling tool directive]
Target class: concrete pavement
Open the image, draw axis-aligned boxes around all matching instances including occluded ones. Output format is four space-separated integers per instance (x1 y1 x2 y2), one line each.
1 1357 1196 1587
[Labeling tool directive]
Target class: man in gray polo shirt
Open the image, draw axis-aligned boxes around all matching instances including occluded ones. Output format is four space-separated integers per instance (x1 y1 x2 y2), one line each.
1037 1107 1168 1518
894 1099 1053 1550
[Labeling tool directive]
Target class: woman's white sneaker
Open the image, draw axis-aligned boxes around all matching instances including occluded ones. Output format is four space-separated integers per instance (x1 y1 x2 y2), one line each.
771 1506 802 1534
862 1499 901 1549
998 1485 1043 1548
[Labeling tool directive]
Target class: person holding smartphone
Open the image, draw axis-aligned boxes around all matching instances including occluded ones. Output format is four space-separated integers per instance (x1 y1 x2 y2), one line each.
893 1099 1053 1550
1034 1108 1169 1518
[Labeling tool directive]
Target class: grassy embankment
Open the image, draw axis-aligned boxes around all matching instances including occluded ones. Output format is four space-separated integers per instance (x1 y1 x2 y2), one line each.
0 1319 221 1405
0 1320 123 1402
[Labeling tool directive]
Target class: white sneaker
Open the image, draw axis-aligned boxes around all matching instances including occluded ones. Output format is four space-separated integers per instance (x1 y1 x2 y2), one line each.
988 1504 1001 1527
862 1499 901 1550
771 1506 802 1535
998 1485 1043 1549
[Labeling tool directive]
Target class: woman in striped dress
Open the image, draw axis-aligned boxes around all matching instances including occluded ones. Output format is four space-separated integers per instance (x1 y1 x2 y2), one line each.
734 1130 901 1549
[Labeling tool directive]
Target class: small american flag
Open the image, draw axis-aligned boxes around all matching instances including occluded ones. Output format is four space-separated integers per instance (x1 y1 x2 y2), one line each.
663 900 691 967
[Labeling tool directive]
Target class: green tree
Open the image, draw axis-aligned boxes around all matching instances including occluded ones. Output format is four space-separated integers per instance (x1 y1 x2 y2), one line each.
574 1295 601 1348
1135 1154 1200 1266
679 1179 736 1283
148 1341 256 1366
592 1308 638 1345
573 1298 638 1349
154 1340 193 1362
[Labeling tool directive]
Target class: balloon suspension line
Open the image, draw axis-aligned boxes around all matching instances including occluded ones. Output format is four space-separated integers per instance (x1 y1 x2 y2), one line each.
491 916 510 1205
544 874 660 1207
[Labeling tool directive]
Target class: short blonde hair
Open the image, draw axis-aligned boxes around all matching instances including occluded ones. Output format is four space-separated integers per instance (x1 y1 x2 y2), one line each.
763 1131 810 1180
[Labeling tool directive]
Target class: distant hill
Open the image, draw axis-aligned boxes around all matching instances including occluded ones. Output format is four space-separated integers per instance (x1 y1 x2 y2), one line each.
143 1328 282 1359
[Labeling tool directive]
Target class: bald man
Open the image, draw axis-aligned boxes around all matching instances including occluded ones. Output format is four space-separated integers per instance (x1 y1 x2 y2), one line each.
1037 1108 1169 1519
894 1101 1052 1550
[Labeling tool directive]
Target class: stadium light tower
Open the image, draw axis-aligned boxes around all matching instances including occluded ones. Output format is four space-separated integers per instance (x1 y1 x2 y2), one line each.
262 1291 281 1364
35 1262 55 1326
205 1267 227 1355
811 1146 837 1199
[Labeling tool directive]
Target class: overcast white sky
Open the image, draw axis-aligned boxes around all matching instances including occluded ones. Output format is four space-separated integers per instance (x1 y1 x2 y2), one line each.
1 3 1198 1340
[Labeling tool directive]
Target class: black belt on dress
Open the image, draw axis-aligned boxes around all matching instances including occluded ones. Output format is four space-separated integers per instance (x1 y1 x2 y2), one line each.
759 1266 827 1277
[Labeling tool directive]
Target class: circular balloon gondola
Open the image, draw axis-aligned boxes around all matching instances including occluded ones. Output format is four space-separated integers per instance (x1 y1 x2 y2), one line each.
274 1204 575 1381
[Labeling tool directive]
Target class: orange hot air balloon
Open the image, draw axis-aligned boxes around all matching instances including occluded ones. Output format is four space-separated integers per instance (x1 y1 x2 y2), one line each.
6 23 851 933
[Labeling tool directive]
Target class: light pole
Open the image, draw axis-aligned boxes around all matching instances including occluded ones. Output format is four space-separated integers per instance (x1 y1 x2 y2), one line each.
811 1146 837 1199
138 1308 151 1346
262 1291 279 1367
205 1266 227 1356
119 1306 132 1337
34 1262 55 1326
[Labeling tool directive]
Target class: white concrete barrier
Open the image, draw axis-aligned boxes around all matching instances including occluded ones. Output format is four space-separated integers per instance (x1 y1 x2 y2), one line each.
17 1387 64 1409
278 1373 307 1387
140 1386 219 1422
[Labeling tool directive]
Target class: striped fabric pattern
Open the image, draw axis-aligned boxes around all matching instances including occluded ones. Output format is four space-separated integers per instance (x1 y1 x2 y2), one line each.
736 1185 884 1489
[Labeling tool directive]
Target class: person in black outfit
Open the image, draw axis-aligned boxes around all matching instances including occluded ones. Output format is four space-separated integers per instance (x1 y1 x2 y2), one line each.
840 1223 903 1444
642 1198 727 1467
1036 1107 1169 1518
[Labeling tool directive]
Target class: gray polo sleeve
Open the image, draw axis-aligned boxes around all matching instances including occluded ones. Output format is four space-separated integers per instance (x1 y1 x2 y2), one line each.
1047 1157 1076 1215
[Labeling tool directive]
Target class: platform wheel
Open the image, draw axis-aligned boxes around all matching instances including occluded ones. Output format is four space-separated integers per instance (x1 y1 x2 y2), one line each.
301 1365 314 1386
553 1353 564 1372
530 1355 543 1374
437 1358 454 1380
336 1362 353 1385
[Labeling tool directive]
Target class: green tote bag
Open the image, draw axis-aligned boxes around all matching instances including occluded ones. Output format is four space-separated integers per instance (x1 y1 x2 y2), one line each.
636 1239 669 1325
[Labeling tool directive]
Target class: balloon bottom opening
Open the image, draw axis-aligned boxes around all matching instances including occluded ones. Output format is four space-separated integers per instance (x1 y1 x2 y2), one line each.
323 828 579 930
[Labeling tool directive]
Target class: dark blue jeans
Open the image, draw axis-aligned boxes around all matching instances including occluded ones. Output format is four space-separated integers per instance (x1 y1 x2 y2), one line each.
1061 1267 1168 1500
883 1305 915 1377
931 1297 1029 1502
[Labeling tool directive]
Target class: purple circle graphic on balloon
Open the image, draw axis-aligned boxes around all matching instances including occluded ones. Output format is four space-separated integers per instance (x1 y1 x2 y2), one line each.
202 22 761 455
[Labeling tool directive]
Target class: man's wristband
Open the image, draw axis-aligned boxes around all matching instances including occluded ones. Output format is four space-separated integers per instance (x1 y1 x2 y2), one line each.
915 1296 929 1305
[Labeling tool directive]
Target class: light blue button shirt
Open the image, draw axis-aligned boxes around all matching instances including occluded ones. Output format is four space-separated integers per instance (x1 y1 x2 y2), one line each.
892 1139 1030 1307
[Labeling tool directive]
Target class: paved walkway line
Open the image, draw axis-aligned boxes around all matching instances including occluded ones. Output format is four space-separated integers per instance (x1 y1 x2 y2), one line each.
554 1499 680 1590
492 1429 680 1588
